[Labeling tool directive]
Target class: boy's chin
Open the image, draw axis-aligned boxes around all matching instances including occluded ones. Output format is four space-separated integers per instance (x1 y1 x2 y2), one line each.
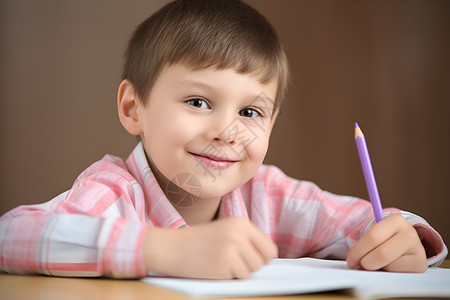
190 183 240 201
165 172 238 202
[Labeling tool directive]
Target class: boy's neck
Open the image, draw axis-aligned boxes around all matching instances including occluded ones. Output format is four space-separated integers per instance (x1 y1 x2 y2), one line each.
162 173 223 225
174 196 222 226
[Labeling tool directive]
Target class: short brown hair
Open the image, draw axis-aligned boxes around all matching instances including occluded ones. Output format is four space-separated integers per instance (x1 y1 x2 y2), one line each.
123 0 289 108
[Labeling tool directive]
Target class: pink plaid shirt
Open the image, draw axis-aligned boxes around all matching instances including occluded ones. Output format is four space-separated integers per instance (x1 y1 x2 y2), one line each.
0 142 447 278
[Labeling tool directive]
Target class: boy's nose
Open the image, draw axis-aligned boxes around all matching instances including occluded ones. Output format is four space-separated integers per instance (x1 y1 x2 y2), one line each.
206 113 240 145
213 133 236 145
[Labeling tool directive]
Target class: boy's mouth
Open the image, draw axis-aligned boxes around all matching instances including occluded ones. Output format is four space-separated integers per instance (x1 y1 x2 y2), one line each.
189 152 239 170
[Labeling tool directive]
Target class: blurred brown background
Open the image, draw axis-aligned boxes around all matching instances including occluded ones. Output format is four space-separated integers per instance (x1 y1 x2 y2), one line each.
1 1 449 245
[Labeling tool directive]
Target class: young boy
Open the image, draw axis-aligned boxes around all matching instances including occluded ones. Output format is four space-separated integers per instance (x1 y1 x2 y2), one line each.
0 0 447 279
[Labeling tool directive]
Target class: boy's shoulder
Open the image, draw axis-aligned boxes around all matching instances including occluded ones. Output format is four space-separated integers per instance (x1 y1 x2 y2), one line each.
248 164 325 198
252 164 302 185
72 154 137 187
249 164 296 191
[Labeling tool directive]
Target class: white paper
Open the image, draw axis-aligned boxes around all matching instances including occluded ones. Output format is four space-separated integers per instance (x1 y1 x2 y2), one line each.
142 258 450 299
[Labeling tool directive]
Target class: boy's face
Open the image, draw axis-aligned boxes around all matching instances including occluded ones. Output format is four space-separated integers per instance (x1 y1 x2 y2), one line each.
137 64 278 201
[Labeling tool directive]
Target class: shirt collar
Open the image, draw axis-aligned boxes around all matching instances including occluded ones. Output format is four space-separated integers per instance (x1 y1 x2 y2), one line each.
219 187 249 219
125 142 187 229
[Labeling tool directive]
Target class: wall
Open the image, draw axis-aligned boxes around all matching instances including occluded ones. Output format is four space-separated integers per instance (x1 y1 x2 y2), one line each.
1 1 449 245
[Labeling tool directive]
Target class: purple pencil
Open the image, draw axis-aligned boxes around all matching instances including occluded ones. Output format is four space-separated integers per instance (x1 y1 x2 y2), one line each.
354 123 384 222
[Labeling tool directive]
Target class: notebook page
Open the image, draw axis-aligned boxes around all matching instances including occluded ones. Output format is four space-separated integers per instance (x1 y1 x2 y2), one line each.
142 258 450 299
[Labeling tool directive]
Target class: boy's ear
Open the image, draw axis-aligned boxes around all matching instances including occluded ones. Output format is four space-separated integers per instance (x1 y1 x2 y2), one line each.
117 80 143 136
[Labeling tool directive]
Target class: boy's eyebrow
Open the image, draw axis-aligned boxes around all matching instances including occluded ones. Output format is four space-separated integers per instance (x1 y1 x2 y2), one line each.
179 79 214 90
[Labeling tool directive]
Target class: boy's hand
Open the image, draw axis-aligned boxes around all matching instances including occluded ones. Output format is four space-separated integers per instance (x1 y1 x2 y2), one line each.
143 217 278 279
346 214 427 273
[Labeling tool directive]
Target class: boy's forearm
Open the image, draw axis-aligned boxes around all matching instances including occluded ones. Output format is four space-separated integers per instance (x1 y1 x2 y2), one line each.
0 213 147 278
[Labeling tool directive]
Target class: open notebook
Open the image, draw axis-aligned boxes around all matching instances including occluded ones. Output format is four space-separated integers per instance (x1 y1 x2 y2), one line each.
142 258 450 299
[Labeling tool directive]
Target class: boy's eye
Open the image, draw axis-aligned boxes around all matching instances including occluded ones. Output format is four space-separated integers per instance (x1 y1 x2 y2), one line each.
186 98 210 109
239 107 263 118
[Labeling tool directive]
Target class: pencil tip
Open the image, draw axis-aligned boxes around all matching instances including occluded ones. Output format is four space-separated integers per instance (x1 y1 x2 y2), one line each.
354 123 364 139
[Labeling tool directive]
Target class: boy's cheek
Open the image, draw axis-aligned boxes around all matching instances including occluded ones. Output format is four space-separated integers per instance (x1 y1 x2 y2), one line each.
246 138 270 165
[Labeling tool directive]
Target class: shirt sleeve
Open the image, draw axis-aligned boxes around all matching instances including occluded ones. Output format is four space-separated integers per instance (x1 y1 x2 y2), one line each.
264 166 447 266
0 157 148 278
390 211 448 267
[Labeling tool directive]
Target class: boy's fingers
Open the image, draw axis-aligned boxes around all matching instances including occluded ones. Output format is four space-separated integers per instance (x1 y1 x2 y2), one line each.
231 256 252 279
232 224 272 279
239 247 264 277
358 232 414 271
347 215 426 272
383 251 427 273
347 215 400 268
249 228 278 263
238 237 266 273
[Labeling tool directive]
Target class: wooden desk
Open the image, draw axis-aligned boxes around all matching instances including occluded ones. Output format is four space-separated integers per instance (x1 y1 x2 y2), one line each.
1 260 449 300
